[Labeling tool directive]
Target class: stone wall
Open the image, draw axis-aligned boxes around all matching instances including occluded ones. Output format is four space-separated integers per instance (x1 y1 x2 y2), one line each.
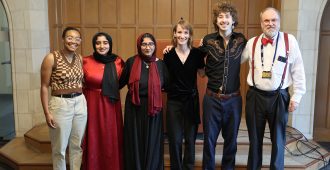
2 0 49 136
282 0 328 139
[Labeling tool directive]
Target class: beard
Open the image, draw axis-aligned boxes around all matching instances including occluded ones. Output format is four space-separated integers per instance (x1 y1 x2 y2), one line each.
264 27 279 38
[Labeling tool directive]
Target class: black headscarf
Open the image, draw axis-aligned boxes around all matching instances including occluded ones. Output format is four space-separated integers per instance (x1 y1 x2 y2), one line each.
92 32 119 102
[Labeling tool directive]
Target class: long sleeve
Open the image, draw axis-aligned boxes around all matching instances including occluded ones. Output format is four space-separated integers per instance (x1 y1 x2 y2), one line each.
244 32 306 103
119 57 133 89
288 34 306 103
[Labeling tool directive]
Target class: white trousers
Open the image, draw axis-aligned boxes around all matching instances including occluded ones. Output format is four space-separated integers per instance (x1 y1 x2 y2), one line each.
48 94 87 170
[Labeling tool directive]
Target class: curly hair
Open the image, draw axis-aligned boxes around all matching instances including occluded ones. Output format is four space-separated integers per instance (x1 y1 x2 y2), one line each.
212 1 238 31
61 27 81 39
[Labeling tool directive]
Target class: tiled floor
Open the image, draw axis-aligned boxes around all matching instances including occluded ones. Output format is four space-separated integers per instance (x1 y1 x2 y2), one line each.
0 140 329 169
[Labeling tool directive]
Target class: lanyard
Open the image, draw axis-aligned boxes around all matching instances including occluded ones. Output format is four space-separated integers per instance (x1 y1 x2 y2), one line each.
251 32 289 89
260 33 280 70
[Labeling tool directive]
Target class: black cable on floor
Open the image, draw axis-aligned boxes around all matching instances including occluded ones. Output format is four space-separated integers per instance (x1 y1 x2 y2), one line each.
285 125 329 168
238 126 330 168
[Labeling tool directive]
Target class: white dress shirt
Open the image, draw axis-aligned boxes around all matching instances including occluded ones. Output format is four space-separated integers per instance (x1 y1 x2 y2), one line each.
242 32 306 103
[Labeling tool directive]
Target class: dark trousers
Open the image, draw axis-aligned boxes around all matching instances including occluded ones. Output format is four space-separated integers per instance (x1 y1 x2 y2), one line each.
166 99 198 170
245 87 290 170
202 94 242 170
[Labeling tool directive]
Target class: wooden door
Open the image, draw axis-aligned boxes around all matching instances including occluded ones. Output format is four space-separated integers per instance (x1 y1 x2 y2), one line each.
48 0 281 133
314 1 330 141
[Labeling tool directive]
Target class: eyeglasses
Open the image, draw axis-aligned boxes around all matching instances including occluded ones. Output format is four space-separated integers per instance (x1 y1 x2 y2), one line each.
141 42 155 48
65 36 82 43
262 18 279 25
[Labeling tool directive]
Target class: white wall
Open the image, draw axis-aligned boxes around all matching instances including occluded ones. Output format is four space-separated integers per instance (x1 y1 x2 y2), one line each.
282 0 328 139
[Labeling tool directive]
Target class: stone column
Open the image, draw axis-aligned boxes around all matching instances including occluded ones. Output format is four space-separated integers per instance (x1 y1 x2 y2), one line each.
5 0 49 136
281 0 328 139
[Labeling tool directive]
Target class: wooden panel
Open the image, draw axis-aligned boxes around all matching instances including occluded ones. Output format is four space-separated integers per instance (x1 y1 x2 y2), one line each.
247 27 262 39
83 0 99 24
119 28 136 58
137 28 154 37
174 0 190 23
321 3 330 31
274 0 281 11
156 27 172 39
231 0 246 26
314 1 330 141
81 28 99 56
54 28 62 51
63 0 81 24
248 0 272 25
193 28 208 40
120 0 136 24
156 39 170 59
235 28 244 35
100 0 117 24
138 0 153 25
48 0 56 52
156 0 172 25
101 28 118 54
193 0 208 25
314 128 330 141
315 35 330 128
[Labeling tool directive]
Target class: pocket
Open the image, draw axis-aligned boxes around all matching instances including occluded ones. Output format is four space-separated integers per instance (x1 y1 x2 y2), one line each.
272 61 287 76
271 61 288 86
48 97 62 112
246 89 253 100
82 95 87 114
280 90 290 103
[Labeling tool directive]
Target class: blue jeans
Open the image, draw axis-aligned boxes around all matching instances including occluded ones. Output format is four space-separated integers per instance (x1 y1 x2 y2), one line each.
48 94 87 170
202 94 242 170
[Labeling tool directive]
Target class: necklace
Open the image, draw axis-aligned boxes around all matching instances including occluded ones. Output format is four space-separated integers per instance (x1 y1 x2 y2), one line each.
143 61 150 69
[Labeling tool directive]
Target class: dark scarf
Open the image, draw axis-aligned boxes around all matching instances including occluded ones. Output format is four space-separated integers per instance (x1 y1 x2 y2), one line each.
128 33 162 116
93 52 119 102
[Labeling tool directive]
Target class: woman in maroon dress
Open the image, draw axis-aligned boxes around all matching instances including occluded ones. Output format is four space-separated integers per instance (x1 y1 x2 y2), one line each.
82 32 124 170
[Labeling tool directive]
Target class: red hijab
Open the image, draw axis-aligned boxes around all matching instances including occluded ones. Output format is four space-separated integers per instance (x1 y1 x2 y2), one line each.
128 33 162 116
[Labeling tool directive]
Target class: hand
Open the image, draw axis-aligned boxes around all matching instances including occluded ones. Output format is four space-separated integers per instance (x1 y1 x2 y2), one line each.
288 100 299 112
45 113 56 128
162 45 173 54
199 38 204 47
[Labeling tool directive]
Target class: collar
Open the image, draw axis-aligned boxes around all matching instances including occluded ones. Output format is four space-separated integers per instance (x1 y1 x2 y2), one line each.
216 32 238 40
262 32 280 44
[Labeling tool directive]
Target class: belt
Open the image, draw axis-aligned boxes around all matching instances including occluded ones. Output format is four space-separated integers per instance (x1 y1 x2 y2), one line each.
206 88 240 100
249 86 288 96
53 93 82 98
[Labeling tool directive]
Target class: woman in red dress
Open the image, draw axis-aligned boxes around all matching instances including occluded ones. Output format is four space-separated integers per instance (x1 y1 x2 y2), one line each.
82 32 124 170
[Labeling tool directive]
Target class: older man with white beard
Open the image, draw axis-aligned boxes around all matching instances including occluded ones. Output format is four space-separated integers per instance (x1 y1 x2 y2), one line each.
241 7 306 170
